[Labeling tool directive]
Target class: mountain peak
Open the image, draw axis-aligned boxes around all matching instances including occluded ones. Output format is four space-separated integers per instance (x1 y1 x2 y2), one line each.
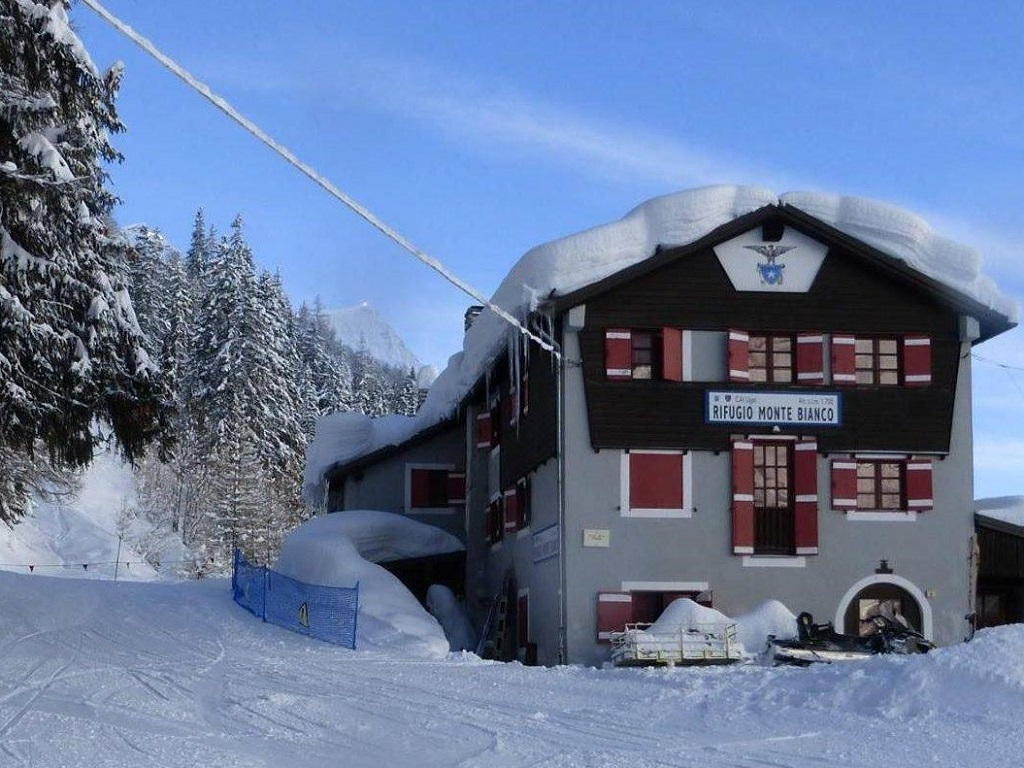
326 303 421 373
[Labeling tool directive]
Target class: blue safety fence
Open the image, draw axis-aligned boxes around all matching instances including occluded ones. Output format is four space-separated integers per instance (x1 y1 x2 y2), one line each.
231 549 359 649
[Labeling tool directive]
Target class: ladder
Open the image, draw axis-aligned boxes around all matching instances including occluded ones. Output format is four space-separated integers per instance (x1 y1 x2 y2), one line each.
476 570 512 659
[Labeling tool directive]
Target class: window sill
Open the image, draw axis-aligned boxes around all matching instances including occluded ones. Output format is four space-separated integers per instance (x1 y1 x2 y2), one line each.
742 556 807 568
408 507 460 516
845 511 918 522
621 508 693 519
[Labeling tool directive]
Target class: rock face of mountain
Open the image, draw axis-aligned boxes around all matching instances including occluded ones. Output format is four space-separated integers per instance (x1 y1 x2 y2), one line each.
327 303 422 374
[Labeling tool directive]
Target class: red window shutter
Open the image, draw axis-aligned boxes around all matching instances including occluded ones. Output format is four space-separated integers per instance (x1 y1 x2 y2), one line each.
597 592 634 642
903 335 932 387
629 452 683 510
521 371 530 416
728 330 750 382
517 477 530 528
475 413 492 449
410 469 432 508
794 440 819 555
731 441 754 554
605 329 633 380
504 488 518 532
662 327 684 382
831 334 856 385
490 404 501 448
446 472 466 506
484 505 493 544
796 333 825 385
517 593 529 648
906 459 934 511
830 460 858 510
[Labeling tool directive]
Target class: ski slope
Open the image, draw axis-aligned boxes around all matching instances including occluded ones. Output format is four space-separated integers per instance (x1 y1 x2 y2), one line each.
1 572 1023 767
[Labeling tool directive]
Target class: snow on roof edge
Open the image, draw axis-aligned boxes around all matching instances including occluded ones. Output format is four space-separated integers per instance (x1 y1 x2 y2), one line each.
306 186 1019 487
976 496 1024 530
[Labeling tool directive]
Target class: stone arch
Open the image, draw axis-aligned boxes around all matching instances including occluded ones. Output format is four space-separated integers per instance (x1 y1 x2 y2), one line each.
834 574 933 640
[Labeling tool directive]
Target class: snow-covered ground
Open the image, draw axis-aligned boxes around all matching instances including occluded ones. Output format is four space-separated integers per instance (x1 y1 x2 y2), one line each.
1 570 1023 767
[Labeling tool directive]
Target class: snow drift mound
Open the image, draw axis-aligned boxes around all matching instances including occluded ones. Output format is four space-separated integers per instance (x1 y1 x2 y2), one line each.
646 599 732 634
275 512 458 658
734 600 799 654
427 584 477 652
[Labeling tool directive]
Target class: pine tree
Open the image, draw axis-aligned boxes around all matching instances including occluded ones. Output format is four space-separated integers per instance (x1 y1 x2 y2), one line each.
0 1 164 521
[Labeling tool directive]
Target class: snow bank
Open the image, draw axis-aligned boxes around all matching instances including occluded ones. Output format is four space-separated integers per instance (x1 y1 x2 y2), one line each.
307 186 1018 480
646 598 733 634
733 600 799 654
976 496 1024 529
316 509 464 563
426 584 477 652
274 512 453 658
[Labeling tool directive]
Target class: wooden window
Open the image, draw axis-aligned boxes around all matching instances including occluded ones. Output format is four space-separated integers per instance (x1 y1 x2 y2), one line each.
606 328 685 381
629 330 662 380
855 337 901 385
748 334 795 384
410 468 450 509
731 440 755 554
856 461 905 510
504 488 518 533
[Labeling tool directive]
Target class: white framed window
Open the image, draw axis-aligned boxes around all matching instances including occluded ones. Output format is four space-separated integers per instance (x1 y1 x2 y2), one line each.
404 463 460 515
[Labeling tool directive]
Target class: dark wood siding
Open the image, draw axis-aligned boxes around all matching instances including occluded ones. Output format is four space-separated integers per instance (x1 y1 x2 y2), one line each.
579 240 961 453
498 341 558 488
978 523 1024 580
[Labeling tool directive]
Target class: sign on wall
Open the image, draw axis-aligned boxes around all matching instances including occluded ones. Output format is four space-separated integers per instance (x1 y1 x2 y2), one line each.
706 391 842 426
533 524 560 563
713 227 828 293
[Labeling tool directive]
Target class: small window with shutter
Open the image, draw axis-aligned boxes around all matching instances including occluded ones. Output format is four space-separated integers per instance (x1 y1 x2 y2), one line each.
832 457 933 514
605 328 688 381
406 464 462 513
620 450 691 517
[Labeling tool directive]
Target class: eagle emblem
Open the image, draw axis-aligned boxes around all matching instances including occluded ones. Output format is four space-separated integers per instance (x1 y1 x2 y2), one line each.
743 244 796 286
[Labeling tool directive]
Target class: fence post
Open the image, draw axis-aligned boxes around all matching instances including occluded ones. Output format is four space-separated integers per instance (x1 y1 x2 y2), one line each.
262 566 268 622
352 581 360 649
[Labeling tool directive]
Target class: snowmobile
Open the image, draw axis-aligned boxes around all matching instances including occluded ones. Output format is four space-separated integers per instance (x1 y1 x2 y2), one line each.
767 611 935 666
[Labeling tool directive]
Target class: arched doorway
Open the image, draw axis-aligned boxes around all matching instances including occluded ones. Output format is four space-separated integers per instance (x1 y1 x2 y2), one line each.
834 575 933 639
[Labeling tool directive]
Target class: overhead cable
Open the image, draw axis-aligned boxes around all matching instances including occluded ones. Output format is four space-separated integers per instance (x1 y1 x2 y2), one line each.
80 0 560 358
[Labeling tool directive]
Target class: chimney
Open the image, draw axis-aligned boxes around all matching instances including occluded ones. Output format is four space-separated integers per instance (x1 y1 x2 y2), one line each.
464 305 484 332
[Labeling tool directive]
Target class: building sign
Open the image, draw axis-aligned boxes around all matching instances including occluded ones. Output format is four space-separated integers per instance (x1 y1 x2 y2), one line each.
583 529 611 548
713 227 828 293
533 524 560 563
706 391 842 426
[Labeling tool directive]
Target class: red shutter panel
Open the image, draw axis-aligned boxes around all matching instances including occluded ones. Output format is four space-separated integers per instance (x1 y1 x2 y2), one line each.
517 593 529 648
484 505 494 544
831 334 856 385
629 452 683 510
410 469 431 508
731 441 755 554
662 327 683 382
796 333 825 385
475 413 492 449
906 459 934 511
504 488 518 533
728 330 750 382
490 404 501 448
517 477 531 528
794 440 819 555
605 329 633 380
521 371 530 416
597 592 634 642
903 335 932 386
830 460 858 510
446 472 466 506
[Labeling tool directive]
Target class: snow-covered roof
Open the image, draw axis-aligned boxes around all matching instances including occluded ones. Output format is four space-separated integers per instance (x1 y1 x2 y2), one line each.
306 186 1018 487
976 496 1024 531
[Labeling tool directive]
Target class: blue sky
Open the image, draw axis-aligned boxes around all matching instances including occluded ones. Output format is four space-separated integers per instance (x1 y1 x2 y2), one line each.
71 1 1023 498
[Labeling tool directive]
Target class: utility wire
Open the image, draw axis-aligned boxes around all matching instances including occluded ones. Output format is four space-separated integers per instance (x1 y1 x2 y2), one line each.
972 353 1024 372
80 0 560 359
